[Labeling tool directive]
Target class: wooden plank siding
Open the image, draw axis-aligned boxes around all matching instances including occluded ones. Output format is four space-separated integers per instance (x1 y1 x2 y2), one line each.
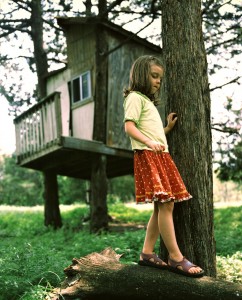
107 31 162 149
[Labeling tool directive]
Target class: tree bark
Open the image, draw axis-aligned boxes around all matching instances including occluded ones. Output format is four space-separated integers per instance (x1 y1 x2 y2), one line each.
30 0 48 100
46 248 242 300
43 171 62 229
161 0 216 277
30 0 61 229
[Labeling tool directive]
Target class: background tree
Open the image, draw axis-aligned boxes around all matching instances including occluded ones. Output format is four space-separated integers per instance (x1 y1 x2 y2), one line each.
162 0 216 276
213 96 242 184
202 0 242 183
0 154 43 206
215 140 242 183
0 155 89 206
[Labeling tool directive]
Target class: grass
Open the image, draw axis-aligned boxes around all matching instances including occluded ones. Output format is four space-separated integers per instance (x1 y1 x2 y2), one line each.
0 203 241 300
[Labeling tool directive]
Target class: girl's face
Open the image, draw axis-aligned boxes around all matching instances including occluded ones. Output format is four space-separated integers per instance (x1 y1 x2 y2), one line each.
149 64 164 94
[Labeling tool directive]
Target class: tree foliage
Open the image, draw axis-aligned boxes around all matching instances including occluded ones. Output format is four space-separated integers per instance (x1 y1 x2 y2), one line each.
0 155 43 205
215 140 242 183
202 0 242 68
0 155 86 206
0 155 134 206
213 96 242 184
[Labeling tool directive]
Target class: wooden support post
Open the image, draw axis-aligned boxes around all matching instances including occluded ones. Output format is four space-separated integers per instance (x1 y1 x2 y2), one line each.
90 154 109 233
43 171 62 229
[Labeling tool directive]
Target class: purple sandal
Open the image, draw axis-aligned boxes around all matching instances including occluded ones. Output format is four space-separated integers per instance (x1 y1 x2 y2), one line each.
138 252 168 270
168 256 204 277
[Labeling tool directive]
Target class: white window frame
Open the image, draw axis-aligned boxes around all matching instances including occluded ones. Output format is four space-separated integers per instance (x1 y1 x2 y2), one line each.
69 71 91 104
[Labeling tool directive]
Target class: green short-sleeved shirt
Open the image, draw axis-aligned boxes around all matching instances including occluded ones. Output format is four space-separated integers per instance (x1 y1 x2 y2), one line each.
123 91 169 152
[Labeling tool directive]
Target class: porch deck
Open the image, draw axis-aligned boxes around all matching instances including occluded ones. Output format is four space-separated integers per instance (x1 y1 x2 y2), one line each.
16 136 133 179
14 91 133 179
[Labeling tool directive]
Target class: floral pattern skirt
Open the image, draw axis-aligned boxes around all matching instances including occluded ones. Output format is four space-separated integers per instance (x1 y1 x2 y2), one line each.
134 150 192 204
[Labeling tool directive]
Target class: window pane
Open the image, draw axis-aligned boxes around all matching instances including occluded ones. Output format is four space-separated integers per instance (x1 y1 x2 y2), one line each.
68 81 72 102
81 72 90 100
73 77 80 103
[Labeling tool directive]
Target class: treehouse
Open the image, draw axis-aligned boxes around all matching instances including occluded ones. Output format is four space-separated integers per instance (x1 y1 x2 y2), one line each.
14 17 162 229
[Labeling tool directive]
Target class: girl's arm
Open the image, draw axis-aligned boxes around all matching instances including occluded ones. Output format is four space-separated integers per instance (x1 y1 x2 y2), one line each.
164 113 177 134
125 121 165 152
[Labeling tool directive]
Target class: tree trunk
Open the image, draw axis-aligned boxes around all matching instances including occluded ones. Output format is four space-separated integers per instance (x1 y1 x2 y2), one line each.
98 0 108 18
46 248 242 300
90 154 109 232
43 171 62 229
30 0 48 100
30 0 61 229
161 0 216 276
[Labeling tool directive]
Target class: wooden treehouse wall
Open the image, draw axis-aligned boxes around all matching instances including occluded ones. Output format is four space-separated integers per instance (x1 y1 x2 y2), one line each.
63 24 96 141
46 69 71 137
107 31 162 149
46 19 163 152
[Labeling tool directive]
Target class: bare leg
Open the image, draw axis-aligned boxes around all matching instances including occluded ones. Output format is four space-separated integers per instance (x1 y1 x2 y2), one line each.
157 202 182 259
141 203 160 255
139 203 167 266
157 202 202 274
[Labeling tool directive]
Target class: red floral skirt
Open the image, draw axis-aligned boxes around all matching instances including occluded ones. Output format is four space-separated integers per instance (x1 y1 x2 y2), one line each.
134 150 192 204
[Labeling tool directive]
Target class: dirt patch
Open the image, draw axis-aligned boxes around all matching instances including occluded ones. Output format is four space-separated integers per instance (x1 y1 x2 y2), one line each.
109 222 146 232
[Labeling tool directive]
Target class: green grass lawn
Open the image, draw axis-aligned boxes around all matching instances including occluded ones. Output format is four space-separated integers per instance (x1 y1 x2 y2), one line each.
0 203 241 300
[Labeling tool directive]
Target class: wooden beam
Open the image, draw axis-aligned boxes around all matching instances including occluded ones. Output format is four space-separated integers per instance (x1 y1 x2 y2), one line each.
61 136 133 158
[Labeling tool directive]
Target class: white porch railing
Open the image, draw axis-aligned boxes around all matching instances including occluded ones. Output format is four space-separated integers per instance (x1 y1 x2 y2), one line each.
14 92 62 157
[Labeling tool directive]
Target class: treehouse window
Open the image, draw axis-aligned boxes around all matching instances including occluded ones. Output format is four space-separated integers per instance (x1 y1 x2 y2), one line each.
68 71 91 104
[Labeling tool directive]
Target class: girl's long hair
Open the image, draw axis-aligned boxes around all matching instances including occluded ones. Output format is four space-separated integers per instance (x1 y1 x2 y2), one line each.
123 55 164 106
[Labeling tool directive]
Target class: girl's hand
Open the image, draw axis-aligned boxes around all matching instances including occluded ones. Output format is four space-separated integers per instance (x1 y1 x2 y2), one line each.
165 113 177 134
145 140 165 152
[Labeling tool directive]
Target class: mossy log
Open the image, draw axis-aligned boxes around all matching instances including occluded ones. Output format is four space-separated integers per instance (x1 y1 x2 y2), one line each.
47 248 242 300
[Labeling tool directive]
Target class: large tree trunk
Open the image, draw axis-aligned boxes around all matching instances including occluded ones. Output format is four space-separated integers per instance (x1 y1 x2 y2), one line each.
161 0 216 276
46 248 242 300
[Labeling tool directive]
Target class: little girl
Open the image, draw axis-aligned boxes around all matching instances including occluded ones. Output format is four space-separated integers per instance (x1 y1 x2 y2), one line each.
123 55 204 277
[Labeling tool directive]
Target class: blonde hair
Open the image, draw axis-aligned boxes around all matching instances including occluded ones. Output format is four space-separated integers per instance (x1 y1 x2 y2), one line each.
123 55 164 106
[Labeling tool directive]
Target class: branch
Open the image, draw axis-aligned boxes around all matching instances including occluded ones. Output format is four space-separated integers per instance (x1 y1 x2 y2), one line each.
111 9 161 16
48 57 67 66
11 0 31 13
202 0 233 16
106 0 125 13
0 18 30 23
0 21 31 37
103 16 157 56
210 76 241 92
211 126 240 135
43 18 63 31
206 35 242 54
204 23 242 42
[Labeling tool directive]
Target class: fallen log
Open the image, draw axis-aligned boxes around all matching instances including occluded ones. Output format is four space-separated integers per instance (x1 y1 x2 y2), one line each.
46 248 242 300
